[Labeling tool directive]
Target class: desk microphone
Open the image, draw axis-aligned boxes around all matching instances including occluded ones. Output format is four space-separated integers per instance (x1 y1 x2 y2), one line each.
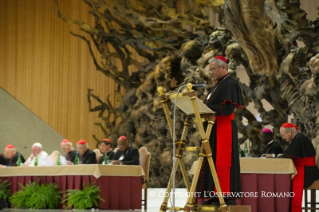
192 84 206 88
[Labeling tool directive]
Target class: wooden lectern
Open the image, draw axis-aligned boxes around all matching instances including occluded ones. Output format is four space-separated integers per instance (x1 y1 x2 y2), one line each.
157 84 250 212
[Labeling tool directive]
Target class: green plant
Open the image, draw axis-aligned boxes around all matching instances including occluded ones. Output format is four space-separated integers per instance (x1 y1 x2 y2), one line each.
63 183 104 210
10 181 62 209
0 180 11 200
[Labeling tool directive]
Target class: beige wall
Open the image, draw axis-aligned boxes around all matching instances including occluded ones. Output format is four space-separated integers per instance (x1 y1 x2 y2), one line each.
0 0 318 150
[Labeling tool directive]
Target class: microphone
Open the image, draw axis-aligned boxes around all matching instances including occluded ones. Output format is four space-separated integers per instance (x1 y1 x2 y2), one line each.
192 84 206 88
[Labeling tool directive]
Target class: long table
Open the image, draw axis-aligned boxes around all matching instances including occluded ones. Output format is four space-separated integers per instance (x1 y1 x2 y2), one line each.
238 158 296 212
189 158 296 212
0 164 144 210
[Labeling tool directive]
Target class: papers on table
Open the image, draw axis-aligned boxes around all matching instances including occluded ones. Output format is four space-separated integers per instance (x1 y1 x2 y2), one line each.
39 154 68 166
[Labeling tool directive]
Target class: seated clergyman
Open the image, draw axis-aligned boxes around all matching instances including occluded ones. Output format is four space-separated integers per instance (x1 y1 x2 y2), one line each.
278 122 319 212
4 144 26 166
260 128 283 157
112 136 139 165
76 140 97 164
60 139 77 165
24 143 49 166
99 138 115 164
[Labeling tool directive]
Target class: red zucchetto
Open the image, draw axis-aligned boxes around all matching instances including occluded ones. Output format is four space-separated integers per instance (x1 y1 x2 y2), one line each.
281 122 298 131
102 138 111 143
119 136 127 140
5 144 15 149
61 139 70 144
77 140 87 145
214 56 227 64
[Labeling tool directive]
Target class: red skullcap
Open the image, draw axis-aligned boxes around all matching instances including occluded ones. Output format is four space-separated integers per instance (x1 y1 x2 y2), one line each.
102 138 111 143
281 122 298 131
261 128 272 133
214 56 227 64
61 139 70 144
77 140 87 145
5 144 15 149
119 136 127 140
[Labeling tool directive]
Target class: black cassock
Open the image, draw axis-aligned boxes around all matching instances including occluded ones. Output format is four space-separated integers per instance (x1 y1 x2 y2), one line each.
196 74 244 198
260 140 283 157
280 133 319 211
5 152 26 166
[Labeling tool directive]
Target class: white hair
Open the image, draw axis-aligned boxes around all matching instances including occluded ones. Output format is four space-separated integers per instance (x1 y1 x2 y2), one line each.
78 143 89 148
283 127 297 133
32 143 42 149
62 142 73 147
5 147 16 152
208 57 228 69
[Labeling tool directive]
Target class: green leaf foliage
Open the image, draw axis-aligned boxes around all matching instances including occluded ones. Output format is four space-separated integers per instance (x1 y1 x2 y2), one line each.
63 183 104 210
10 181 62 209
0 180 11 200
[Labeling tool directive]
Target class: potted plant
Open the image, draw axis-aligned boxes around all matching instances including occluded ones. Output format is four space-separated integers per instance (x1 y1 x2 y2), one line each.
10 181 62 209
0 180 11 208
63 183 104 210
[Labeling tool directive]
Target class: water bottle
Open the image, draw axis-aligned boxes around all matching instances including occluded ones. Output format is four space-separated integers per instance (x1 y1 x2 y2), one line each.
238 143 242 158
244 142 249 157
74 153 79 165
34 154 38 166
57 153 61 165
17 154 21 166
104 153 108 165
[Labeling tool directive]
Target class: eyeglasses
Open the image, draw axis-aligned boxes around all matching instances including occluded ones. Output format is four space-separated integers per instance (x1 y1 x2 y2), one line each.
209 66 222 72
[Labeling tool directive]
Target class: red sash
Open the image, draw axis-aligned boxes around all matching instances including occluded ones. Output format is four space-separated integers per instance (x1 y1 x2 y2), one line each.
214 113 234 193
291 157 316 212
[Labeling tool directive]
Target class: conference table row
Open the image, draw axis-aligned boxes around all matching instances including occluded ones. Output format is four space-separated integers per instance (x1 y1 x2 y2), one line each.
0 158 296 211
0 164 144 210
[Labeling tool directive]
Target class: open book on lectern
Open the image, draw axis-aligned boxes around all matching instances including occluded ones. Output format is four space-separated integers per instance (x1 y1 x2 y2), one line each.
166 92 215 116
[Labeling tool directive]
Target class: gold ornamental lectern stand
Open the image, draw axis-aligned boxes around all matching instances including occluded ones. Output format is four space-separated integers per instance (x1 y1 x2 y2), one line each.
157 83 230 212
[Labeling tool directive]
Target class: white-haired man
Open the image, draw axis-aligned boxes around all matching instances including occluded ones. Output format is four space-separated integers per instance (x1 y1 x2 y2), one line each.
4 144 26 166
76 140 96 164
61 139 77 165
279 122 319 212
24 143 49 166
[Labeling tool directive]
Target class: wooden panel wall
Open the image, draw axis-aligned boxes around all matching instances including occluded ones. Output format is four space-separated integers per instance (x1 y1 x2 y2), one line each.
0 0 117 148
0 0 318 149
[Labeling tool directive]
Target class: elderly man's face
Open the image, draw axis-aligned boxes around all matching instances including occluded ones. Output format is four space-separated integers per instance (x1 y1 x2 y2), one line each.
32 146 41 156
61 143 72 154
77 144 88 155
117 138 129 152
280 127 293 142
4 148 15 159
209 61 227 81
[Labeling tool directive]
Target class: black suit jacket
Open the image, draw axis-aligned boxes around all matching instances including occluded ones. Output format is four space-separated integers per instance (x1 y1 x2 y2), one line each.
261 140 284 157
65 150 77 164
99 150 115 164
80 149 97 164
114 146 140 165
5 152 26 166
0 154 5 165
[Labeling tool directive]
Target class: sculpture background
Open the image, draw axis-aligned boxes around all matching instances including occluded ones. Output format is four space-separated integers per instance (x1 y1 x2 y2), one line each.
57 0 319 187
